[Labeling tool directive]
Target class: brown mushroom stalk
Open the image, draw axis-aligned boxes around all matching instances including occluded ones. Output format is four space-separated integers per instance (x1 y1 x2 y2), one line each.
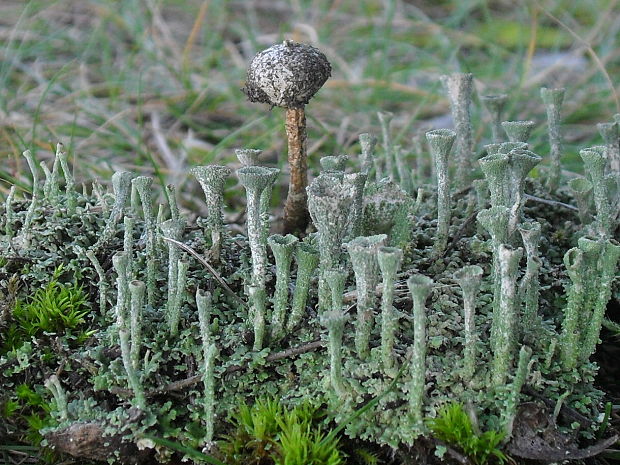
284 106 309 232
243 40 331 234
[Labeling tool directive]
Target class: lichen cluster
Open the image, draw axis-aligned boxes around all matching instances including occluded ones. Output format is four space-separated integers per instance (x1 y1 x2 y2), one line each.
0 77 619 463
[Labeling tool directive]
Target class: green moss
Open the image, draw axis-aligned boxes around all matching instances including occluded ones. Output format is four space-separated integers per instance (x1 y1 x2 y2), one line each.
426 402 507 465
218 397 343 465
2 266 91 354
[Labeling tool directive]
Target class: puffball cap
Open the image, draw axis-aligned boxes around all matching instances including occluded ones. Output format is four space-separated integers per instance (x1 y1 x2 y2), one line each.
243 40 331 109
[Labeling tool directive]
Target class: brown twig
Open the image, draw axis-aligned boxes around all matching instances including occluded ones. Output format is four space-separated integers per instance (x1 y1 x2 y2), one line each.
524 194 578 211
153 340 325 395
110 340 325 398
535 1 620 113
283 107 310 234
443 210 479 256
429 438 471 465
523 386 593 428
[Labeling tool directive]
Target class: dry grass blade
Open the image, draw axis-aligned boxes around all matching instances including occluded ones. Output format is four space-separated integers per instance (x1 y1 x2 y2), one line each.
161 236 246 308
181 0 211 71
535 1 620 113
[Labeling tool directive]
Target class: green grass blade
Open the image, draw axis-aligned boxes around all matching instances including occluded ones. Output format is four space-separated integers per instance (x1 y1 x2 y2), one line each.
143 435 228 465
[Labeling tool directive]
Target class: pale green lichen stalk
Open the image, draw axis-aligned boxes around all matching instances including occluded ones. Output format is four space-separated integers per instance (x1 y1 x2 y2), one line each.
44 375 69 422
320 154 348 172
201 343 218 448
492 245 523 387
165 183 180 222
541 87 565 192
426 128 456 257
129 280 145 371
407 273 433 431
41 149 61 205
3 186 16 242
94 171 134 251
378 111 395 180
472 179 488 210
568 177 593 225
479 153 509 208
441 73 473 187
267 233 298 340
506 149 541 237
235 148 262 167
248 285 267 351
20 150 41 242
321 268 349 398
346 234 387 360
394 145 413 194
113 253 146 409
580 147 612 237
453 265 483 382
378 246 403 377
234 150 279 245
581 240 620 363
131 176 157 307
287 242 320 331
597 121 620 216
237 150 278 243
196 289 213 345
411 131 427 184
477 206 509 351
169 259 189 337
501 120 535 144
196 289 218 446
119 327 146 409
237 166 277 350
123 216 135 277
576 238 604 351
112 252 130 332
345 172 368 239
559 247 585 371
477 206 510 249
479 144 539 237
518 221 542 338
259 167 279 245
544 337 558 370
307 175 354 312
412 187 425 216
160 218 186 336
480 94 508 142
599 121 620 170
190 165 232 263
85 249 108 316
501 345 532 438
55 144 76 215
359 133 379 180
237 167 274 288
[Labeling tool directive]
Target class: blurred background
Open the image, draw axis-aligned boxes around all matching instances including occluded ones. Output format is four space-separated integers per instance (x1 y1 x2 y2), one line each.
0 0 618 211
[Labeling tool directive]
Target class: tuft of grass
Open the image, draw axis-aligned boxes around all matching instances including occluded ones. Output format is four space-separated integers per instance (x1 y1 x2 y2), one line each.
426 402 507 465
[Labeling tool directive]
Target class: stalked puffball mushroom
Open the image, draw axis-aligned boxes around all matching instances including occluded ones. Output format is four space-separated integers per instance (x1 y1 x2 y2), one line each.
242 40 331 234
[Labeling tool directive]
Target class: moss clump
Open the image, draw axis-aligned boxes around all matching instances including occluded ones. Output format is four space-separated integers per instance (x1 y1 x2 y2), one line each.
2 266 91 354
